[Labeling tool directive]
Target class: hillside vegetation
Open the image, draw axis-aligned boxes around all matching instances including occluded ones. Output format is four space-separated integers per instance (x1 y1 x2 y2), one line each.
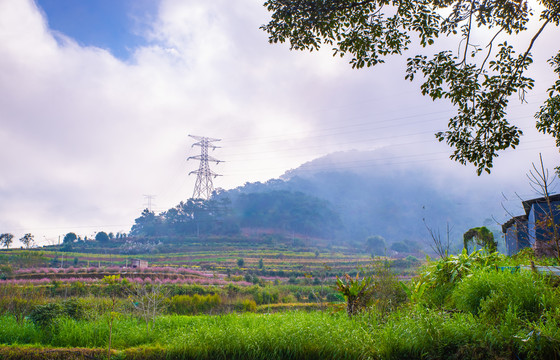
0 247 559 359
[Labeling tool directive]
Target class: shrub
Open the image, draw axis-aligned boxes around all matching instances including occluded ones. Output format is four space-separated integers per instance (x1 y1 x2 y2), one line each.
28 298 90 329
70 281 86 296
336 273 374 317
241 299 257 312
369 261 408 316
166 294 222 315
0 264 13 278
2 297 42 324
366 235 386 255
281 294 297 303
451 269 556 322
416 249 504 307
390 242 409 253
29 302 63 328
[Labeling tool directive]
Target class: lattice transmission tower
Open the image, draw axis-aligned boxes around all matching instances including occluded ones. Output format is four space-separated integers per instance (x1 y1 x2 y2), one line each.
187 135 222 199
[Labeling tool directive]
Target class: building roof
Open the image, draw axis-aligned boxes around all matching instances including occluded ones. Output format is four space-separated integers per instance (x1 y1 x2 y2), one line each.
522 193 560 215
502 215 528 233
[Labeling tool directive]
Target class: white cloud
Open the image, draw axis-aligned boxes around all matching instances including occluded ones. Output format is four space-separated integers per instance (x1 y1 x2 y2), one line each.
0 0 558 245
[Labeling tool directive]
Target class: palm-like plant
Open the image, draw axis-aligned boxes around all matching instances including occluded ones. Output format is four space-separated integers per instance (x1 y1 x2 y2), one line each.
336 273 373 317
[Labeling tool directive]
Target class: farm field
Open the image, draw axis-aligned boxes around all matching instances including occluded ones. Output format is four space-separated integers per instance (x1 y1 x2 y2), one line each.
1 239 559 359
1 236 422 285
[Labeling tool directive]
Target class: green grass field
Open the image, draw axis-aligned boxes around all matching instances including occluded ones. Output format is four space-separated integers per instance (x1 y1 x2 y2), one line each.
1 244 559 359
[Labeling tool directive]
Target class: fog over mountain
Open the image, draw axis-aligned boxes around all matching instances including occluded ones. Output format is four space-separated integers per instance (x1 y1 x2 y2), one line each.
226 148 548 248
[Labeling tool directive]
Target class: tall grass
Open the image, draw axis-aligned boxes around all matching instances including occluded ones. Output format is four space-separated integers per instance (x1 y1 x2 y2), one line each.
0 312 374 359
374 306 489 359
451 269 557 321
2 253 560 359
0 316 41 345
4 306 557 359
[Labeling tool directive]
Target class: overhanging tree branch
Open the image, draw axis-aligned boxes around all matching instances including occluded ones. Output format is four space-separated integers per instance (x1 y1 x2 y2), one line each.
262 0 560 174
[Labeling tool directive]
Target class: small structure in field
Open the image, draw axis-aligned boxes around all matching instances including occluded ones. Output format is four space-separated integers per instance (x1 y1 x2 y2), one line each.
502 215 529 256
502 194 560 256
131 259 148 268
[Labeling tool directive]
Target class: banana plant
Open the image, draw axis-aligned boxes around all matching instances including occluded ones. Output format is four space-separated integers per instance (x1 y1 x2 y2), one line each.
336 273 374 317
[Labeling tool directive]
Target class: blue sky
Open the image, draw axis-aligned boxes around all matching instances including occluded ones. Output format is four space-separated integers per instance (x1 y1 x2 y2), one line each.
0 0 558 245
35 0 156 60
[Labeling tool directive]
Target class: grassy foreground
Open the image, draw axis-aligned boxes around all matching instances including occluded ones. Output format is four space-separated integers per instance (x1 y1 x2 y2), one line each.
1 250 560 359
0 311 369 359
1 305 559 360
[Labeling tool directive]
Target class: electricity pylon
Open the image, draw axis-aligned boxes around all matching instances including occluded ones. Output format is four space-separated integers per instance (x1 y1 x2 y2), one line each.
187 135 222 199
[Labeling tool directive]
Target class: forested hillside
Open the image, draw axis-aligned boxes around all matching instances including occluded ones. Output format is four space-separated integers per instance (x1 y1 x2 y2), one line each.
130 150 510 252
130 191 341 240
222 150 510 249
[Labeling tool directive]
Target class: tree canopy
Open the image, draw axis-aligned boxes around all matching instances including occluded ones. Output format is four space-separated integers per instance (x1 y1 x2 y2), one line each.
95 231 110 243
366 235 386 255
236 190 342 237
0 233 14 249
463 226 497 253
262 0 560 174
129 191 341 239
63 232 77 244
19 233 34 249
130 198 240 238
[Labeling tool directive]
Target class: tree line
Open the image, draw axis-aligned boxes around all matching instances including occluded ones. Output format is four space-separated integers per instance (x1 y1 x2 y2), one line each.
0 233 34 249
129 190 342 239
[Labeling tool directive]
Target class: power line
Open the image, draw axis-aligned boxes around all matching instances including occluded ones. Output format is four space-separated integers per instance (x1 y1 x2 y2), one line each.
187 135 223 199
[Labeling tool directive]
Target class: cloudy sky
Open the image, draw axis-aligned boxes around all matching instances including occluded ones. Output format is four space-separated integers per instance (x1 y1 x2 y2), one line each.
0 0 558 246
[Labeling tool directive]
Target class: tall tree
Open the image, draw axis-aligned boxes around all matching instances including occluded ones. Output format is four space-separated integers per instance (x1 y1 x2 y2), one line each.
95 231 110 243
63 232 77 244
262 0 560 174
0 233 14 249
19 233 34 249
366 235 386 255
130 209 162 237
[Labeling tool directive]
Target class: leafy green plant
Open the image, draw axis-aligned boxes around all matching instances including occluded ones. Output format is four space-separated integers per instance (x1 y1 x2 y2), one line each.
452 269 556 322
463 227 497 254
368 261 408 317
29 303 63 329
29 298 88 330
166 293 221 315
415 249 504 307
336 273 373 317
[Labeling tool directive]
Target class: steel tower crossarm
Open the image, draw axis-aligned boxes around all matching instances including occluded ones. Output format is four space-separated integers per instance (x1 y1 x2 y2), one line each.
187 135 223 199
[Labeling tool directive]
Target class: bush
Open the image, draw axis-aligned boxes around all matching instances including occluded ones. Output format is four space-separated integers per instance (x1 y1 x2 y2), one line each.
29 299 89 328
369 261 408 316
452 269 556 322
390 242 409 253
366 235 386 256
70 281 86 296
239 298 257 312
61 298 87 321
166 294 222 315
416 249 505 307
0 265 13 278
281 294 297 303
249 287 279 305
29 303 63 328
